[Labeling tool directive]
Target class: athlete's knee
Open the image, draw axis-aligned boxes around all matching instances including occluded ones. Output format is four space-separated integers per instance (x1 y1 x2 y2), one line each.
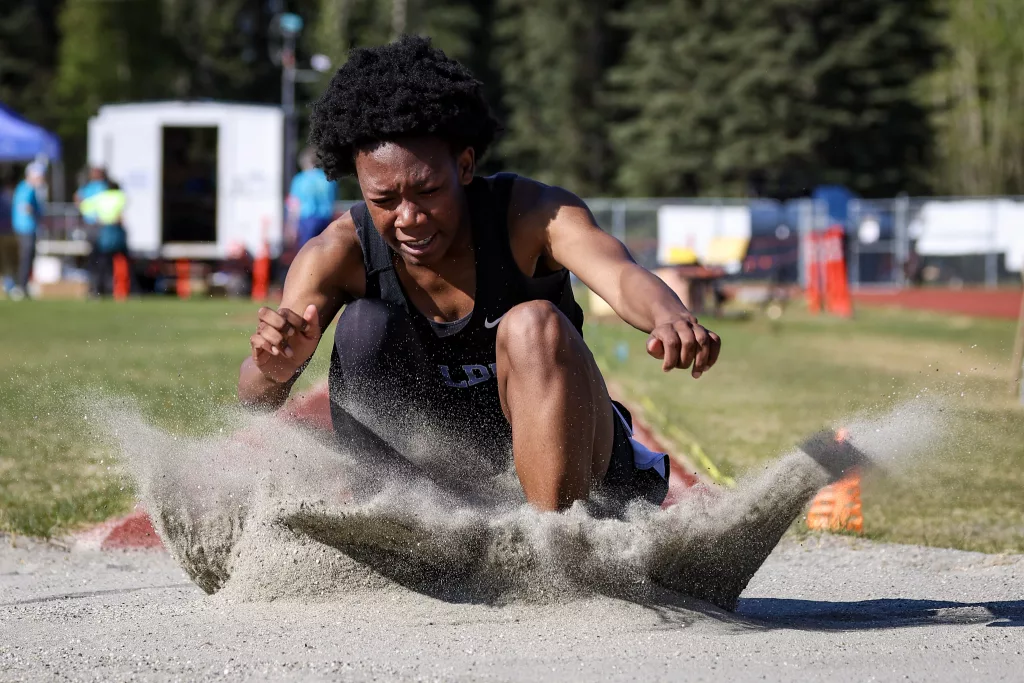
496 300 574 368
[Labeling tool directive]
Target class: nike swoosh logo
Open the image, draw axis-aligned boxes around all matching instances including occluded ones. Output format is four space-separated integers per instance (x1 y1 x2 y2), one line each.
483 314 505 329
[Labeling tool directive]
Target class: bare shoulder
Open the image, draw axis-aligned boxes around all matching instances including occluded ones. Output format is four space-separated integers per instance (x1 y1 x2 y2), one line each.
507 176 588 231
505 176 597 271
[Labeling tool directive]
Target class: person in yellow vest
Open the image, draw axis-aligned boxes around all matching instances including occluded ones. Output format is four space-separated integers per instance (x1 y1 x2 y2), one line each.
79 182 129 297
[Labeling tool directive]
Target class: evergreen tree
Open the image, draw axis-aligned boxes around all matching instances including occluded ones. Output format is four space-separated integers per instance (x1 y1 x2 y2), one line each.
159 0 281 102
309 0 356 74
493 0 619 194
308 0 477 75
0 0 62 127
930 0 1024 195
610 0 939 198
53 0 171 161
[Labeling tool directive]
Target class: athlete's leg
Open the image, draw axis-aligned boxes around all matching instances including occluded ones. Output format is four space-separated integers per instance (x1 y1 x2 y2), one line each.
495 300 615 511
329 297 430 423
328 298 433 467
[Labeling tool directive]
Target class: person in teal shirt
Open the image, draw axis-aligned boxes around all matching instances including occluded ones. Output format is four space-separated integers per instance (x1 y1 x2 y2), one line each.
11 163 45 298
287 147 337 248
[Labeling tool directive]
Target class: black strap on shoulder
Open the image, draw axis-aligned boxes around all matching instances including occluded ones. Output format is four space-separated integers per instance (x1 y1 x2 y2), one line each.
489 172 517 236
352 202 408 310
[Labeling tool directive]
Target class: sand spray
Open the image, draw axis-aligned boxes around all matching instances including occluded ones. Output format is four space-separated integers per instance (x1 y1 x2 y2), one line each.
93 396 947 609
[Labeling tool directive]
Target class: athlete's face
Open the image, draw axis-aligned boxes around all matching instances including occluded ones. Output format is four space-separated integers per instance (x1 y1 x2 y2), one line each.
354 137 475 267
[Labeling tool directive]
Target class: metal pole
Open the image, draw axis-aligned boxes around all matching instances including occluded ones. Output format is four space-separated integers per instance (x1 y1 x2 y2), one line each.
894 193 909 287
986 200 999 288
849 199 860 289
282 33 297 196
52 160 65 203
1011 272 1024 397
797 199 811 288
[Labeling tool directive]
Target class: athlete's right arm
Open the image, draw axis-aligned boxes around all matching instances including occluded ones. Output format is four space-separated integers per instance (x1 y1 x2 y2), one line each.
237 212 366 411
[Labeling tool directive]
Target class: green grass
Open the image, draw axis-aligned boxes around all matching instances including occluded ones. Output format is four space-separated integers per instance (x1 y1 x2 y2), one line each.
1 297 1022 553
586 305 1024 553
0 298 331 537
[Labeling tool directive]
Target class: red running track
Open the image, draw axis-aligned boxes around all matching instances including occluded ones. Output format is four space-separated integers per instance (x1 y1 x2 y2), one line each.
853 288 1022 320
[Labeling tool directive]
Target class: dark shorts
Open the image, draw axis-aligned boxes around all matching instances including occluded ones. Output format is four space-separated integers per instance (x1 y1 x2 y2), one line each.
328 298 669 506
603 400 670 507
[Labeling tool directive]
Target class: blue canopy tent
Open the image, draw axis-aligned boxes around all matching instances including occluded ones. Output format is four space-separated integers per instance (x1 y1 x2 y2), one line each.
0 103 63 200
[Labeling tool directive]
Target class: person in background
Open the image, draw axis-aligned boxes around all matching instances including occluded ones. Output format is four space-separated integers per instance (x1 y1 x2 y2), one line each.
0 177 16 290
287 147 337 250
75 166 109 214
10 163 46 300
79 181 128 297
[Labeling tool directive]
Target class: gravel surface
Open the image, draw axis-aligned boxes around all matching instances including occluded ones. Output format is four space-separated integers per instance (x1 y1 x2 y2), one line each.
2 534 1021 682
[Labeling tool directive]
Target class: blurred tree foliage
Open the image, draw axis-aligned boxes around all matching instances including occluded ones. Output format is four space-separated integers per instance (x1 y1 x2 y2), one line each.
7 0 1020 198
54 0 170 137
492 0 624 195
929 0 1024 196
0 1 62 131
609 0 940 198
50 0 287 183
307 1 477 82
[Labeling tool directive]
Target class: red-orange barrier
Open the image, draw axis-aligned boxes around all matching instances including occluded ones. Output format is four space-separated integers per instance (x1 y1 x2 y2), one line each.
823 226 853 317
805 232 823 314
805 226 852 317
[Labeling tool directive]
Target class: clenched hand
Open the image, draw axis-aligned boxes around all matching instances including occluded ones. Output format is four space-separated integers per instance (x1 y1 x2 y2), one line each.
646 317 721 378
249 304 321 383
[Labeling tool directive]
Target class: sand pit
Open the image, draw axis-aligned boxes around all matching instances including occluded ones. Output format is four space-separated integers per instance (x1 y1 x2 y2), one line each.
4 397 1017 682
3 533 1021 682
94 396 947 610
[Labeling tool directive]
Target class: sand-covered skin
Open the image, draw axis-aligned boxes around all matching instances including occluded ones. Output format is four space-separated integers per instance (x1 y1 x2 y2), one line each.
95 397 947 610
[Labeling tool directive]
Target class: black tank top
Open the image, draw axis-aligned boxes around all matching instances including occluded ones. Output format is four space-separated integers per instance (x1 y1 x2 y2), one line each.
351 173 584 382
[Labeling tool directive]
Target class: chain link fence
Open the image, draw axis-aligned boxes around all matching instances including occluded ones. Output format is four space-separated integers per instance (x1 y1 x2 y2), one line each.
35 194 1024 290
584 196 822 285
585 195 1024 289
847 196 1024 288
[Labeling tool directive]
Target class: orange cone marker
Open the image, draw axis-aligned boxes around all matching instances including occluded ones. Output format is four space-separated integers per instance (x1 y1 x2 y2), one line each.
175 260 190 299
806 428 863 533
112 254 130 301
252 218 271 302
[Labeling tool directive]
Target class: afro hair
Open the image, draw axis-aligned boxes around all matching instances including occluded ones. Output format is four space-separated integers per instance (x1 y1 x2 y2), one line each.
309 35 501 180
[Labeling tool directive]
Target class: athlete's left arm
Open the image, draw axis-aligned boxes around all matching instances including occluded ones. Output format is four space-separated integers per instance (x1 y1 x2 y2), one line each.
517 180 721 376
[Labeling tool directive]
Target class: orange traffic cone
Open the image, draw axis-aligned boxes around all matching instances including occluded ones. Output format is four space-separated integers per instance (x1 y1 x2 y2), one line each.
112 254 130 301
176 260 190 299
806 427 863 533
806 471 863 533
252 219 271 301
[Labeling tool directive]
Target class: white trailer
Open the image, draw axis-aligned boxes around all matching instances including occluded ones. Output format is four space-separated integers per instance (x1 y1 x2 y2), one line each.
87 101 284 260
